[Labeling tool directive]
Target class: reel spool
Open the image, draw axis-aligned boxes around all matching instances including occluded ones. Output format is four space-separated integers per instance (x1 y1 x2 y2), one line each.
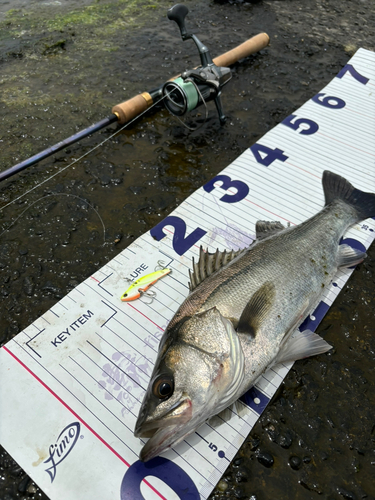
162 4 232 124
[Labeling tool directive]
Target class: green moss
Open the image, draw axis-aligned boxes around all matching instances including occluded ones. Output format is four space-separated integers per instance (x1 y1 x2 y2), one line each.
1 0 167 38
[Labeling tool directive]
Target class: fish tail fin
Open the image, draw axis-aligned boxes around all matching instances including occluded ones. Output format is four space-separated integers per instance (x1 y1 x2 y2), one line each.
323 170 375 220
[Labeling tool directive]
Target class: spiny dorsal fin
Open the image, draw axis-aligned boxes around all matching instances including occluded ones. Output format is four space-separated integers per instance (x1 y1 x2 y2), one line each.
237 281 275 337
255 220 286 240
188 246 245 292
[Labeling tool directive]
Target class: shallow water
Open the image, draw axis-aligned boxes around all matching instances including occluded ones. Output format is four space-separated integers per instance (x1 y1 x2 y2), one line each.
0 0 374 498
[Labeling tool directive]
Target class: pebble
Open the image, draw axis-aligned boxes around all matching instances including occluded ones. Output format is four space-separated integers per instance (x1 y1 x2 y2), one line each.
216 479 228 492
257 451 274 468
26 482 37 494
23 276 34 296
278 430 293 449
289 455 302 470
100 174 111 186
337 486 356 500
17 474 31 493
248 436 260 451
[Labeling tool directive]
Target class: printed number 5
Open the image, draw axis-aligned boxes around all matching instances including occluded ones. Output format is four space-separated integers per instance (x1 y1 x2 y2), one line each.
281 114 319 135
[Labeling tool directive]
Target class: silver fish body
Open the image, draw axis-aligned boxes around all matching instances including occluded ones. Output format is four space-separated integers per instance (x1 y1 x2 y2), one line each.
135 171 375 461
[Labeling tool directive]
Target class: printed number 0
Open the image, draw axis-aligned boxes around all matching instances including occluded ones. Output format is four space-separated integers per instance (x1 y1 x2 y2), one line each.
203 174 249 203
150 216 206 256
312 93 346 109
120 458 200 500
281 114 319 135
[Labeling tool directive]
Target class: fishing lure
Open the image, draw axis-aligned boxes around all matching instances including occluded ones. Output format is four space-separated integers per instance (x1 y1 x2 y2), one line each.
121 267 171 302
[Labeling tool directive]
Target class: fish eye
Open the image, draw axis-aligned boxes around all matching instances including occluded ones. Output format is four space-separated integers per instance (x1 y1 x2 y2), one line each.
152 375 174 400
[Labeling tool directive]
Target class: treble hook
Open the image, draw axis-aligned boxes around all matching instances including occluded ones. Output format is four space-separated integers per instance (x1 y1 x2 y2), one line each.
139 289 157 304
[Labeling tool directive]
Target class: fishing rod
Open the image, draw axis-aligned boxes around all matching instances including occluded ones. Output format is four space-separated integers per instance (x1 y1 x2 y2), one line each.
0 4 269 183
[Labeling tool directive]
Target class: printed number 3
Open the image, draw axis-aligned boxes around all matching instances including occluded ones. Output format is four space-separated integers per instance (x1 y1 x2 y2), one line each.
203 174 249 203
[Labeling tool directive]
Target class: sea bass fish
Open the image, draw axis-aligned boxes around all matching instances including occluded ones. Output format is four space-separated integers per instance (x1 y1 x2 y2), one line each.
134 171 375 461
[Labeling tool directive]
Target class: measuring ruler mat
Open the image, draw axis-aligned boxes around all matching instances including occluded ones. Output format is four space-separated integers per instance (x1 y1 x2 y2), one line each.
1 48 374 500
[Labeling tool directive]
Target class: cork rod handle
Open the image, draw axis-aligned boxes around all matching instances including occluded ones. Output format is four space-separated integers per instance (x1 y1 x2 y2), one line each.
213 32 270 67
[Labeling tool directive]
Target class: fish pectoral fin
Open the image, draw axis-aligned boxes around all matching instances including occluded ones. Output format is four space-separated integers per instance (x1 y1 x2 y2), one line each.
337 244 367 268
255 220 286 240
237 282 275 338
274 329 332 365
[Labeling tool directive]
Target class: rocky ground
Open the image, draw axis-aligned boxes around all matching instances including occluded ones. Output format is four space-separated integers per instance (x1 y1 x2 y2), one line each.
0 0 374 499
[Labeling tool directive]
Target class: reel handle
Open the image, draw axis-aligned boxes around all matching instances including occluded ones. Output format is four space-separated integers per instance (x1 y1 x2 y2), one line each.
167 4 189 40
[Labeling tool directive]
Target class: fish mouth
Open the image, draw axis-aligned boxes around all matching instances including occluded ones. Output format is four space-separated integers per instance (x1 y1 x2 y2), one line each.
135 398 193 461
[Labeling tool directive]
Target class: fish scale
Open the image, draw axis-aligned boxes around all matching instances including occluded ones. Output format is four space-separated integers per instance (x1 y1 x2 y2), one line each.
134 171 375 462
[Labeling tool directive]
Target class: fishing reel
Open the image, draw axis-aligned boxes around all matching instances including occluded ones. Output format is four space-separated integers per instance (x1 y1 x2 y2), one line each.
162 4 232 124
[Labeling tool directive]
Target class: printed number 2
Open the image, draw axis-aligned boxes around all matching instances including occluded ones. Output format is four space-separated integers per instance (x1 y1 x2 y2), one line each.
250 143 288 167
150 215 206 256
281 114 319 135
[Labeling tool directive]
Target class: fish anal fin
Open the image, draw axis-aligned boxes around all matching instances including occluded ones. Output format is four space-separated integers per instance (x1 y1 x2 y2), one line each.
237 282 275 338
256 220 286 240
274 329 331 366
188 246 245 292
337 244 366 268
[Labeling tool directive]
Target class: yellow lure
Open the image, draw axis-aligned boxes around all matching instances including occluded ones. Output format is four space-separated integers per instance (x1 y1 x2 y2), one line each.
121 268 171 302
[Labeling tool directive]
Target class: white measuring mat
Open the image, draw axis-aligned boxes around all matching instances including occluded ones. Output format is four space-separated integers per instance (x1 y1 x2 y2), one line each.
1 48 374 500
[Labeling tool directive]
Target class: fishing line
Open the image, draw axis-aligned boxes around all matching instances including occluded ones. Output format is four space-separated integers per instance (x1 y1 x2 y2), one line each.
172 78 209 132
0 92 171 214
0 193 106 243
0 85 208 240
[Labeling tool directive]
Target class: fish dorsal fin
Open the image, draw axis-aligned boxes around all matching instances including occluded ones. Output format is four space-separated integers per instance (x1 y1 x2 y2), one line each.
188 246 245 292
237 281 275 338
255 220 286 240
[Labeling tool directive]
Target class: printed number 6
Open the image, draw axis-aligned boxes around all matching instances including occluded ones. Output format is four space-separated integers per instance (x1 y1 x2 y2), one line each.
281 114 319 135
150 216 206 256
203 174 249 203
312 93 346 109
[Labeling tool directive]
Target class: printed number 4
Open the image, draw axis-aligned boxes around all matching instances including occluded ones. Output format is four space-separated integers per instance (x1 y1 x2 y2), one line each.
250 143 288 167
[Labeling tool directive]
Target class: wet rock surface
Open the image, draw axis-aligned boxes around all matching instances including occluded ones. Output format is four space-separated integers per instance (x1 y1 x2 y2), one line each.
1 0 375 499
